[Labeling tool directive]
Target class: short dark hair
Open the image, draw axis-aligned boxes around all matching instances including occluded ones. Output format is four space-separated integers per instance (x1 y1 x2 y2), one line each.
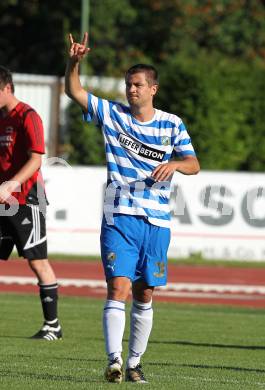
0 65 15 93
125 64 159 86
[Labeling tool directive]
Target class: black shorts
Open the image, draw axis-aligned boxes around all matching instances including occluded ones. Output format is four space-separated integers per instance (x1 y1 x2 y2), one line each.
0 204 47 261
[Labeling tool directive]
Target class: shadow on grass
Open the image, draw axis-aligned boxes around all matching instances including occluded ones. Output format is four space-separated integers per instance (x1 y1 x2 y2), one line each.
148 361 265 375
150 339 265 350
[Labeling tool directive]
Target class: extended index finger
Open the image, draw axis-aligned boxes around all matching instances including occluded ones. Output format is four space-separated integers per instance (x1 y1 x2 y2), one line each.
81 32 88 46
69 33 74 45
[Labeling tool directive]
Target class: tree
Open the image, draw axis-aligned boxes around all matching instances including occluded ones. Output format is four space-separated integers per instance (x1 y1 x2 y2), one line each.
87 0 149 76
128 0 265 64
0 0 80 75
156 53 262 171
0 0 264 171
0 0 264 74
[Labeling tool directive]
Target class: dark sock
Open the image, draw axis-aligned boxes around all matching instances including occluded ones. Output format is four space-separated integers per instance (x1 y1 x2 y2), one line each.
39 282 58 323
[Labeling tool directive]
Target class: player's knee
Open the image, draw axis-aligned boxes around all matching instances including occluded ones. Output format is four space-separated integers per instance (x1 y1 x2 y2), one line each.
107 277 130 301
132 283 154 303
28 258 50 274
133 291 153 303
107 286 127 301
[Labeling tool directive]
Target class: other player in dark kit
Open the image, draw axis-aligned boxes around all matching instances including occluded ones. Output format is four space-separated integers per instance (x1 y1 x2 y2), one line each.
0 65 62 340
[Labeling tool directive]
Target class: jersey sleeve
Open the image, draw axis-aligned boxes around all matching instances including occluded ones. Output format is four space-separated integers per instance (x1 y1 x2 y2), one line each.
24 110 45 154
83 92 108 126
173 120 196 158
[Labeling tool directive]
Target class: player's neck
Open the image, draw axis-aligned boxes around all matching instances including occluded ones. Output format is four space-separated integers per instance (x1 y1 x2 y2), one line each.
130 105 155 123
2 96 19 116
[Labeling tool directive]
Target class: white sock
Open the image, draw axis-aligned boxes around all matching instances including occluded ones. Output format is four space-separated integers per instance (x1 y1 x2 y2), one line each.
126 299 153 369
103 299 125 364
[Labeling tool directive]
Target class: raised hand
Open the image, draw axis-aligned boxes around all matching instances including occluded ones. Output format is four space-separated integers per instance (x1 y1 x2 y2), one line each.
69 32 90 62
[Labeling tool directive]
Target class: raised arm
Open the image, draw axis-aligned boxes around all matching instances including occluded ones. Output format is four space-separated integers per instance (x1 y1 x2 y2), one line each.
65 32 90 111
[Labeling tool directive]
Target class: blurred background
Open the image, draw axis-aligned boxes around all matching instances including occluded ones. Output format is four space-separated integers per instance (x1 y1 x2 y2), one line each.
1 0 264 169
1 0 264 261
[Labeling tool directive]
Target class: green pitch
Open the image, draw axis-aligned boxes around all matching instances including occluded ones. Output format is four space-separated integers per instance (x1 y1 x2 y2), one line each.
1 294 265 389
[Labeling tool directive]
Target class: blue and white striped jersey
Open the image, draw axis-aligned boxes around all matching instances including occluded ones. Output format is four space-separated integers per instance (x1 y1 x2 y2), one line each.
84 93 196 228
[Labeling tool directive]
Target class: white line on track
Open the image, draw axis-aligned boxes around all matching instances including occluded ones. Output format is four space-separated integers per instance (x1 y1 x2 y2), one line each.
153 291 265 300
1 276 265 297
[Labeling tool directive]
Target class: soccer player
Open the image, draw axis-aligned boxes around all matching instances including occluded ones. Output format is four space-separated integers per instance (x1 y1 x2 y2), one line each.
65 33 200 383
0 65 62 341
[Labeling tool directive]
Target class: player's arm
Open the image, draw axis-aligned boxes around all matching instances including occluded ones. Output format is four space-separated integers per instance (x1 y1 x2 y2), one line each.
65 32 90 112
12 151 42 185
0 152 42 203
151 155 200 182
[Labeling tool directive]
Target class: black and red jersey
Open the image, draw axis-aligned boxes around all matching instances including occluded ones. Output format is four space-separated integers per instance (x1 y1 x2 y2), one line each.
0 101 47 205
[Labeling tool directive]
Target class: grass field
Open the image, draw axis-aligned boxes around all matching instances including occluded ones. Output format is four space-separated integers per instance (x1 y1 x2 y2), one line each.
1 294 265 389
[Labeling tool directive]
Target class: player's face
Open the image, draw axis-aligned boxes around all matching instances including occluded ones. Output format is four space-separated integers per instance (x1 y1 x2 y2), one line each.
0 84 10 109
125 72 157 108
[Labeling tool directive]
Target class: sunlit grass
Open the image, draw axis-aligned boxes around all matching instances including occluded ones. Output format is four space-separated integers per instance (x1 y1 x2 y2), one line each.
0 294 265 389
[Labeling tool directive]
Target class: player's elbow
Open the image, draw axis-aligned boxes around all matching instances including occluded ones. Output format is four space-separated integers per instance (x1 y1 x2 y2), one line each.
192 159 200 175
64 83 74 99
184 156 200 175
28 152 42 172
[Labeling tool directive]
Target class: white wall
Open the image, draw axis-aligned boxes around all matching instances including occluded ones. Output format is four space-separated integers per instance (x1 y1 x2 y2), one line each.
13 73 60 157
13 73 125 158
43 166 265 261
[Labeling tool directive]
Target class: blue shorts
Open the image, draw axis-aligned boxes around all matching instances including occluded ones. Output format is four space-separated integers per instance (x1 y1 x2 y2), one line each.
100 214 170 287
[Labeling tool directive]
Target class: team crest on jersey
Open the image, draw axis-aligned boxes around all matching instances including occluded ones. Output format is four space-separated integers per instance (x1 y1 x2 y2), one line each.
161 136 170 146
107 252 116 261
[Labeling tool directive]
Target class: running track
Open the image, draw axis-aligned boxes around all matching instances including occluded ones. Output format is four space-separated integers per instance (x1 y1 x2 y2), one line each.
1 260 265 308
